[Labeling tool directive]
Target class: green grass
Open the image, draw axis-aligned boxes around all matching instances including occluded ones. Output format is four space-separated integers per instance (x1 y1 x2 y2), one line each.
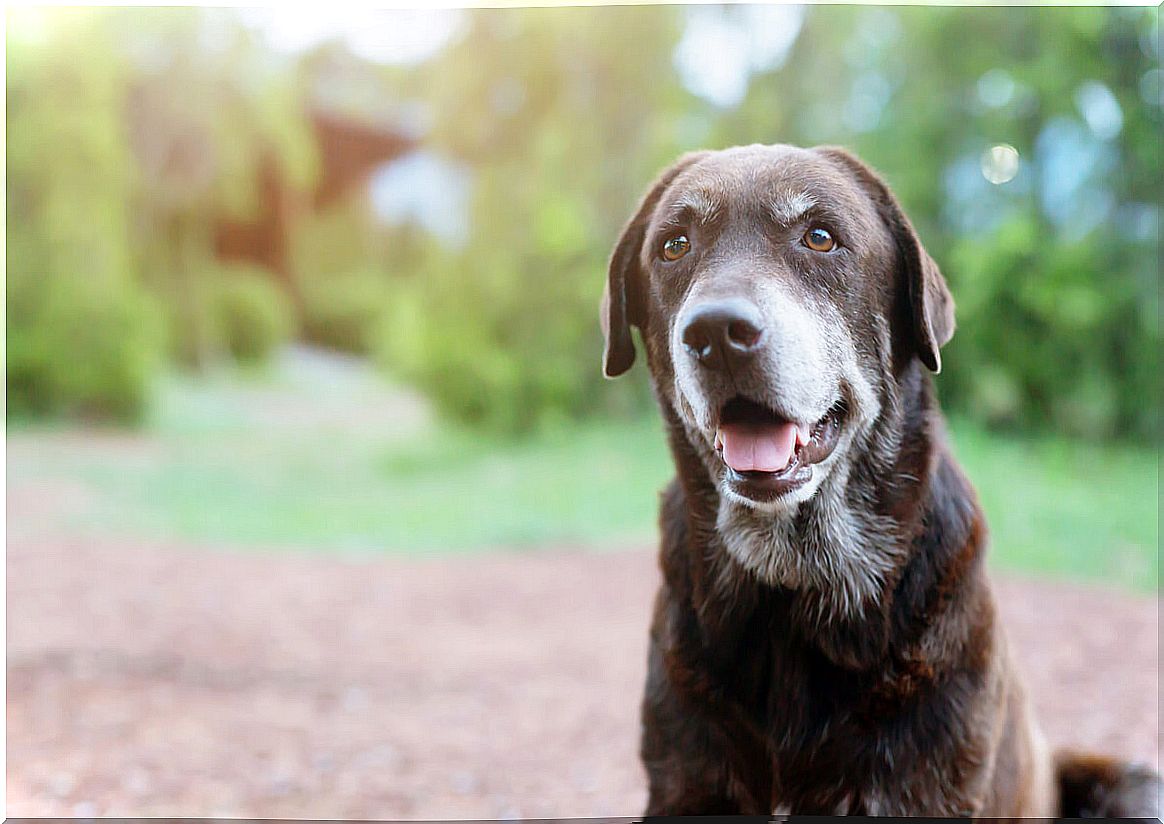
6 357 1157 590
945 419 1158 591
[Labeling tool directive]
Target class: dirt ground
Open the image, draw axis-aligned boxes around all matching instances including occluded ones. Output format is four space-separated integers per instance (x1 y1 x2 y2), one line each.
8 533 1160 818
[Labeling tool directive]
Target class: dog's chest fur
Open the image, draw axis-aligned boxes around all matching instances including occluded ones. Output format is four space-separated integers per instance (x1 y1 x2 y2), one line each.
690 565 992 815
654 427 1000 814
715 479 903 623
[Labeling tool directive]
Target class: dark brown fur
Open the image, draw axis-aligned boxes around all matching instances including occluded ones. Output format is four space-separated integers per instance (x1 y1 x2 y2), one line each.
602 145 1162 818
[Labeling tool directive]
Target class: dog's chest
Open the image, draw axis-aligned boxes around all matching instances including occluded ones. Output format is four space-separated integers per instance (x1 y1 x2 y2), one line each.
705 601 920 807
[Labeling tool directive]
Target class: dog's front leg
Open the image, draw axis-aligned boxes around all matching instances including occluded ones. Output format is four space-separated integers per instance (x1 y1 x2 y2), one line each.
639 611 773 815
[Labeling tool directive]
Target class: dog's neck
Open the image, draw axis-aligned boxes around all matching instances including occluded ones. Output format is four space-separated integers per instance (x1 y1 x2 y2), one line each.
660 362 984 666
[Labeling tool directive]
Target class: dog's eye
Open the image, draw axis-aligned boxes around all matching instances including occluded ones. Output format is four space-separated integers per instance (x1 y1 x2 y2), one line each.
661 235 691 261
803 227 836 253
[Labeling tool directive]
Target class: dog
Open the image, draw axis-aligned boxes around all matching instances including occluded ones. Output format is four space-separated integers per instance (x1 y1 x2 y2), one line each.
600 144 1162 817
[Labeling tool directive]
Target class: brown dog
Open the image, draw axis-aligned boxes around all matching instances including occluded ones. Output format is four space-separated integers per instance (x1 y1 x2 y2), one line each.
601 144 1161 817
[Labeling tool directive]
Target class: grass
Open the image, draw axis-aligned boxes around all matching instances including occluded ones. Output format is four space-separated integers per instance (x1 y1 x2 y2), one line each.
6 352 1157 591
946 420 1158 591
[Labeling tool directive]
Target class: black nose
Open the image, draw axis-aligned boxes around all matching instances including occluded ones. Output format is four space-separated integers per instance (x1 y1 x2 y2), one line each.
680 300 766 370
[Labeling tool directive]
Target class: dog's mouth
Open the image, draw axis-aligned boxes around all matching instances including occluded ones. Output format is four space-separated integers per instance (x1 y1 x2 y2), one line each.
713 396 846 501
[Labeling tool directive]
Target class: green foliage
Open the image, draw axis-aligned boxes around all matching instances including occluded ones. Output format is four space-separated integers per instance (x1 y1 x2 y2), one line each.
300 268 390 355
7 277 162 423
290 193 399 355
373 6 688 431
116 7 317 373
941 216 1156 436
209 265 295 366
112 6 318 220
6 7 316 420
6 9 163 422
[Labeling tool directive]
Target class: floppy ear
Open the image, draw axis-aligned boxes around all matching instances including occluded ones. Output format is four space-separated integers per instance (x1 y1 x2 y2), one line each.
602 151 709 378
816 147 955 373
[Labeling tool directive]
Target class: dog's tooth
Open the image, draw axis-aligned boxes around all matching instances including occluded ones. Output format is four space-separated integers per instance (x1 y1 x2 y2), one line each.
796 423 812 446
715 429 723 451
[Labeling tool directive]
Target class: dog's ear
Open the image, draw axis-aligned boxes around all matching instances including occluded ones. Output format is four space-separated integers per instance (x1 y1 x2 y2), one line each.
602 151 709 378
816 146 955 373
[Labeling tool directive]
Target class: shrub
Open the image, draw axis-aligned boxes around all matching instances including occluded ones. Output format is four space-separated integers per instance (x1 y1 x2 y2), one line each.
7 277 163 423
299 268 389 355
372 240 650 434
208 265 296 366
938 216 1159 440
6 10 164 423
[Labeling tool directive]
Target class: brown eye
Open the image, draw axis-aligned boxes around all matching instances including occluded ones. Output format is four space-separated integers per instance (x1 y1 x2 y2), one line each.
803 227 836 252
662 235 691 261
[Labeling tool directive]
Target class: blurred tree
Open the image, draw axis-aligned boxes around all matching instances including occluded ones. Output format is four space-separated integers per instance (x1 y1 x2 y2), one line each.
116 7 318 370
375 5 704 431
208 263 296 366
6 7 318 419
6 9 162 421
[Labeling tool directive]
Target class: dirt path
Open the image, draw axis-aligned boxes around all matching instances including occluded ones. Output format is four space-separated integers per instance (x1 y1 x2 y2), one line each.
7 537 1159 817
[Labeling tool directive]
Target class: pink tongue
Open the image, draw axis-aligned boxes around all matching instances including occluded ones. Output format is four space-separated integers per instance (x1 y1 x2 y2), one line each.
719 422 798 473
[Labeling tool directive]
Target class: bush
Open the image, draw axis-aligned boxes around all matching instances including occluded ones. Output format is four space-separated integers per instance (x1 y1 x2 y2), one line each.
6 11 164 423
208 265 296 366
937 216 1159 440
7 277 163 423
372 238 650 434
299 268 389 355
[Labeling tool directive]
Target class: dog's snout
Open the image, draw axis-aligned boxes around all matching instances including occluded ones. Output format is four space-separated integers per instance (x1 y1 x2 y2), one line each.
680 300 766 370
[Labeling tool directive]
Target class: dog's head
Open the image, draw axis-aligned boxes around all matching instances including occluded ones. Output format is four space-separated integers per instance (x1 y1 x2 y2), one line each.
602 144 954 516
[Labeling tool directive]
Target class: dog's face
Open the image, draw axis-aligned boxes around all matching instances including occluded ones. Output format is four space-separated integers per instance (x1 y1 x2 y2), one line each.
603 144 954 517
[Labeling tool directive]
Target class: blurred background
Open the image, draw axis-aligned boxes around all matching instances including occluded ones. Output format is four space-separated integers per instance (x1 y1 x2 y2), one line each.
6 3 1160 817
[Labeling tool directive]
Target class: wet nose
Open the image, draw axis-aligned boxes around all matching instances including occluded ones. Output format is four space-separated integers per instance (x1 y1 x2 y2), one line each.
680 300 766 371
